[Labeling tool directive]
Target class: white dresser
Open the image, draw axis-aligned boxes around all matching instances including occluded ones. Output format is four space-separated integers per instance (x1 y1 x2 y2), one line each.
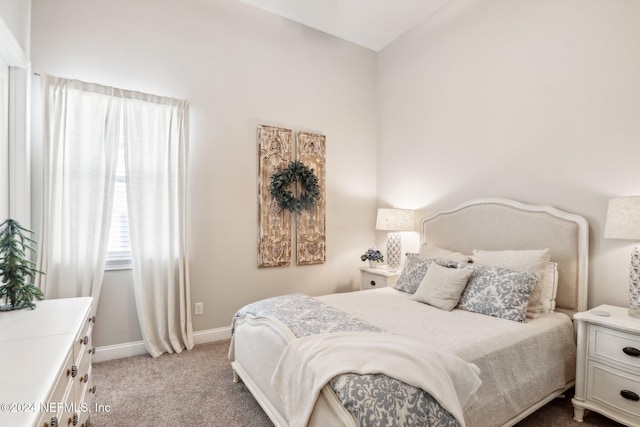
0 297 95 427
573 304 640 425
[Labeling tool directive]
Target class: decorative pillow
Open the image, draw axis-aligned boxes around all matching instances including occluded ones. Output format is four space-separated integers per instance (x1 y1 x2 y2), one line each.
419 244 471 263
471 249 552 317
411 263 473 311
527 262 558 318
457 265 540 322
393 254 458 294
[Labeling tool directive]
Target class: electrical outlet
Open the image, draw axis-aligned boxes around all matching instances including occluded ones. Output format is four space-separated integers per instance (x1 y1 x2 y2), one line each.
195 302 204 315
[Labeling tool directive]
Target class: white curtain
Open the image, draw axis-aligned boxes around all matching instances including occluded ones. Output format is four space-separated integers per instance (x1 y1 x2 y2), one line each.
39 75 119 303
39 75 193 357
123 93 193 357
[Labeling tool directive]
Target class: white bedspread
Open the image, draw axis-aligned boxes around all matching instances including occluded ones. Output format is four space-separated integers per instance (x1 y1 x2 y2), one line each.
317 288 576 427
272 331 482 427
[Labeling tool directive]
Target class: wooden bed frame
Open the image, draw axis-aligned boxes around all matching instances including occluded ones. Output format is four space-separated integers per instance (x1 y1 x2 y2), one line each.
231 197 589 427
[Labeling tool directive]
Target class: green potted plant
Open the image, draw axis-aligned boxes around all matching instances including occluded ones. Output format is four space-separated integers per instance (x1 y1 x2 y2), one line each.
0 219 44 310
361 247 384 268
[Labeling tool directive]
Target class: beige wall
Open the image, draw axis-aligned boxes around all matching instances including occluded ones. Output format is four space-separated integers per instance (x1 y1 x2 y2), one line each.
377 0 640 309
30 0 640 347
30 0 378 346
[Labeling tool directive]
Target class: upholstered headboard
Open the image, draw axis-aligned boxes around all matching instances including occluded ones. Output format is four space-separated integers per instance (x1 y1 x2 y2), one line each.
420 198 589 316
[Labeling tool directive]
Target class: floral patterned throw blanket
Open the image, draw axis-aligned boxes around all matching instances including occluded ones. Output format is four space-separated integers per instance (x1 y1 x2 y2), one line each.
232 294 465 427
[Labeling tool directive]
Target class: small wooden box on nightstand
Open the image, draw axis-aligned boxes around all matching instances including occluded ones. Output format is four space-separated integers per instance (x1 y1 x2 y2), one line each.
359 267 400 291
572 304 640 426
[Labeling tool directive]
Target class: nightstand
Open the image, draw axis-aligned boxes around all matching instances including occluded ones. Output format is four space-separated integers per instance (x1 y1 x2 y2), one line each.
359 267 400 291
572 304 640 425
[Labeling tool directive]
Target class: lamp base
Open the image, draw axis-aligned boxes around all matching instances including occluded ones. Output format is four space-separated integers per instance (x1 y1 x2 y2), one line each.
386 232 402 270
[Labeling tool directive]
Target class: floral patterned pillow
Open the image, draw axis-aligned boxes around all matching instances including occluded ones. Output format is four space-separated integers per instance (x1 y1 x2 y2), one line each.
393 254 458 294
457 265 540 322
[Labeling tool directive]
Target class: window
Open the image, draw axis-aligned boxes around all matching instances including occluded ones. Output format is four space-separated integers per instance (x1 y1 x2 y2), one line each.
105 139 132 270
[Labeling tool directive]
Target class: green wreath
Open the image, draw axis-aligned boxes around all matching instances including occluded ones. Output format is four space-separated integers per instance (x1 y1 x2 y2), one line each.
270 161 320 213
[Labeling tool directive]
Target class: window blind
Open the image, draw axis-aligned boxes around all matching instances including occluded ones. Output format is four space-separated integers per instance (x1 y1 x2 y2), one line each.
105 141 131 269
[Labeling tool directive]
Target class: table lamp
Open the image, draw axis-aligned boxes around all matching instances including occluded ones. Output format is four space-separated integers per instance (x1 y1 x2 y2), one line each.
376 208 414 270
604 196 640 318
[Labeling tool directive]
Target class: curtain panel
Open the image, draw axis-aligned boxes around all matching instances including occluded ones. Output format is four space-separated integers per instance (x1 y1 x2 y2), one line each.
38 75 120 302
39 75 193 357
123 92 193 357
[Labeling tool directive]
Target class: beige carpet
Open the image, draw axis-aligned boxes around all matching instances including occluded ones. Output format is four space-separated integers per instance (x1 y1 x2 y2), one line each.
91 340 623 427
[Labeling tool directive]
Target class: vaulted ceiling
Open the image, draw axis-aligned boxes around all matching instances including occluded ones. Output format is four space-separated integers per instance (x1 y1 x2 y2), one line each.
237 0 452 51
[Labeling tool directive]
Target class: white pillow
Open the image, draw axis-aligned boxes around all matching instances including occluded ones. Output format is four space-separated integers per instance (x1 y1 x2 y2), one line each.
411 263 473 311
527 262 558 318
419 244 471 263
471 249 550 274
393 254 459 294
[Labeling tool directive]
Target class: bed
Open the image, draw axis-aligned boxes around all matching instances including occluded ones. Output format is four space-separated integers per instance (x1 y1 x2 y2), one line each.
230 198 589 427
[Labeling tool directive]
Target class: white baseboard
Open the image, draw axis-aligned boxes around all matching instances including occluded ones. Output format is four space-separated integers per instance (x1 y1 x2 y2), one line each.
93 326 232 363
93 340 148 363
193 325 232 344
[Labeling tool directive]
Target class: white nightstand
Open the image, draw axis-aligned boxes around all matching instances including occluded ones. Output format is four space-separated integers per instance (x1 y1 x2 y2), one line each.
572 304 640 425
359 267 400 291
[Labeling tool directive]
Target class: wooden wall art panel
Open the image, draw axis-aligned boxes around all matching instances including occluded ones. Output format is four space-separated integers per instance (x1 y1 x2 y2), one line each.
257 125 292 267
296 131 326 265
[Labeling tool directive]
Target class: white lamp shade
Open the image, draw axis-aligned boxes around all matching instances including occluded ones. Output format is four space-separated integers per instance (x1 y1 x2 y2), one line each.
604 197 640 240
376 208 414 231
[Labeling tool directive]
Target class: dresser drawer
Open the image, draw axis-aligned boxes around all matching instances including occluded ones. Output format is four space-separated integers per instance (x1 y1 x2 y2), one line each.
590 325 640 370
76 324 93 365
76 343 92 388
39 350 74 427
72 323 93 403
52 350 74 406
587 361 640 421
74 364 93 427
74 317 93 363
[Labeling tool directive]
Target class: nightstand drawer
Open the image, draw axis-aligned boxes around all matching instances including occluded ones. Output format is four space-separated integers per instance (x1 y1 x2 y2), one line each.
588 361 640 420
362 272 385 289
359 267 400 291
591 325 640 370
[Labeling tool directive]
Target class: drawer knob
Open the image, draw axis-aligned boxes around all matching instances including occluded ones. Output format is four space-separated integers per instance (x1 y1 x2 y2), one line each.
72 413 78 426
621 390 640 401
370 280 376 286
51 416 58 427
623 346 640 357
71 365 77 377
83 335 89 345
